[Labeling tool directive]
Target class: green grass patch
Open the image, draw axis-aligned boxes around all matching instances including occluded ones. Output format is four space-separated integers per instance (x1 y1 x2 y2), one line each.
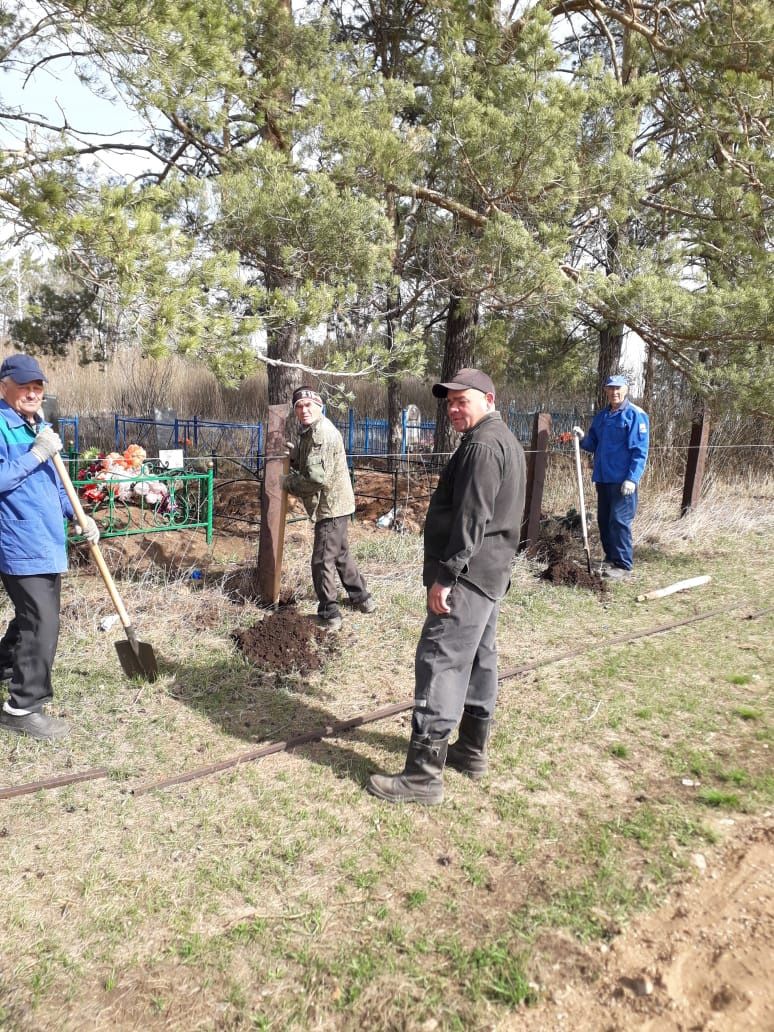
697 788 741 809
444 937 537 1007
0 516 771 1030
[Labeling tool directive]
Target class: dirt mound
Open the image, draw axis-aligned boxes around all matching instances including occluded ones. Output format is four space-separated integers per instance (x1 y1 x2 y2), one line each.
232 606 339 673
542 558 607 593
538 523 607 593
213 478 262 536
352 467 436 534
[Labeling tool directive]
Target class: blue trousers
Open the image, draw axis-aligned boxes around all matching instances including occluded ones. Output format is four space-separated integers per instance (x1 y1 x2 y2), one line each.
596 482 637 570
413 579 500 740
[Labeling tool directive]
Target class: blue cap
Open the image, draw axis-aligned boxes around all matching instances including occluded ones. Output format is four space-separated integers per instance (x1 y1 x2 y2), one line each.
0 354 47 384
604 374 628 388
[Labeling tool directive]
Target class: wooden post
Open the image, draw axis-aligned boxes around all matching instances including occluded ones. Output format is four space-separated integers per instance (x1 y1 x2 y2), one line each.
257 403 291 605
519 411 551 554
680 403 710 517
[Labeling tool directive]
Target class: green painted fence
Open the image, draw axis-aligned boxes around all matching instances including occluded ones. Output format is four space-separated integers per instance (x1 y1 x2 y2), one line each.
67 468 214 545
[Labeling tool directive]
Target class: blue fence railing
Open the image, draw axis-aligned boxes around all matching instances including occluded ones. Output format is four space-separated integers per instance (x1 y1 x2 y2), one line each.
58 416 79 452
60 407 586 468
114 415 263 468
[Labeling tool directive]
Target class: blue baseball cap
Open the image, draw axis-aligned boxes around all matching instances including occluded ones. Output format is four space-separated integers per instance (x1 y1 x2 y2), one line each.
0 354 47 384
604 374 628 388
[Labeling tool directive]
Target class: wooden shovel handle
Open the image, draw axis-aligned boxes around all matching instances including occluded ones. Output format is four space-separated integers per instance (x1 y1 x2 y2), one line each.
51 451 133 630
571 434 590 551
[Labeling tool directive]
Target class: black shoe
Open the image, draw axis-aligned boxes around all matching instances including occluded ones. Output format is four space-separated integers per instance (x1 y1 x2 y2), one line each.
446 712 492 780
316 614 342 632
367 734 447 804
0 710 70 741
354 596 377 614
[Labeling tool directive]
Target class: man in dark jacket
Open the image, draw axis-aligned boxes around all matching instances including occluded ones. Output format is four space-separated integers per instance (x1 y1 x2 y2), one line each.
0 354 99 741
367 368 526 805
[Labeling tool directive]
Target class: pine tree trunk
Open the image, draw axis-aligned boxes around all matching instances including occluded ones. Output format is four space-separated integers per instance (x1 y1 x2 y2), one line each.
385 288 403 470
265 260 301 405
596 225 624 408
596 320 624 409
433 293 478 455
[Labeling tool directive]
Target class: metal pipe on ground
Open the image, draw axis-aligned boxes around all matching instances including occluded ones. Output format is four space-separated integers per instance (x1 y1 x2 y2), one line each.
2 606 770 801
131 603 772 797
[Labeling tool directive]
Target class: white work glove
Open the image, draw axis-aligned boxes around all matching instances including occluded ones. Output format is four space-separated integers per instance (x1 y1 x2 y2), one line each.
572 425 583 438
74 515 100 544
621 480 636 496
31 427 63 463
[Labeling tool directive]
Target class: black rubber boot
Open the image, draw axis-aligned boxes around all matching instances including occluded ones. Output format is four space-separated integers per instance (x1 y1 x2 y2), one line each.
367 734 448 805
446 712 492 780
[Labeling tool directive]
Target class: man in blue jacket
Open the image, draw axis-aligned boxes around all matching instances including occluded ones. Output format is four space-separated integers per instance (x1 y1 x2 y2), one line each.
0 354 99 740
574 374 650 580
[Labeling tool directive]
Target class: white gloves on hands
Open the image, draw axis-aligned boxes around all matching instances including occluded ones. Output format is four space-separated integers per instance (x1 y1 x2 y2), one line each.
74 515 100 544
31 427 63 463
621 480 636 496
572 425 583 438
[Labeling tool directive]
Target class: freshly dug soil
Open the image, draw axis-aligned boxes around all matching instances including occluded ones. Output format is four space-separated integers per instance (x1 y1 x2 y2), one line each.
542 557 607 593
538 522 607 593
232 606 338 674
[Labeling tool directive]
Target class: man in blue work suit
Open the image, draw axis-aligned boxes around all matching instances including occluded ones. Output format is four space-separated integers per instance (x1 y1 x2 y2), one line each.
573 375 649 580
0 353 100 740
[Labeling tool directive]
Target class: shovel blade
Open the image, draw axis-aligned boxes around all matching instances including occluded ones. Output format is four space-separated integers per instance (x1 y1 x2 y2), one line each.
115 639 159 682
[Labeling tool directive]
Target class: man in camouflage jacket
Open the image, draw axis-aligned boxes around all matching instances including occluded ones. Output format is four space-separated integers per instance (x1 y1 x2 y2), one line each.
284 387 375 630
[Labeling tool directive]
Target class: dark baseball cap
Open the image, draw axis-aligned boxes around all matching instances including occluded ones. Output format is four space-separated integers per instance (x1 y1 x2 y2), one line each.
604 374 628 388
432 367 495 399
0 354 47 384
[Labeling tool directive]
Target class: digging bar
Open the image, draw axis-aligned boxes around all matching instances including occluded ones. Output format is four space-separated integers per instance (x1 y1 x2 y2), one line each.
52 451 159 681
571 433 594 576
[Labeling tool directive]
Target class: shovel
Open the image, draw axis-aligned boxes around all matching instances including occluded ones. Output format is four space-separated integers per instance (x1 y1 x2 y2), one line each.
571 433 594 576
52 451 160 681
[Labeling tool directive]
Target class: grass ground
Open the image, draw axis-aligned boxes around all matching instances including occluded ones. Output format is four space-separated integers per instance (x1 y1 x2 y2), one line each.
0 480 772 1031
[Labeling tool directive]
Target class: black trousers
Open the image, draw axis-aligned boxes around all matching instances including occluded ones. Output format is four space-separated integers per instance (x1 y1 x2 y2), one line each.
311 516 369 619
413 578 500 740
0 573 61 712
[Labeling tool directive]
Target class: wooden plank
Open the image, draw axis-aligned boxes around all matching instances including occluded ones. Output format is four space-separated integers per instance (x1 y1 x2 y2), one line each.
519 411 551 554
680 403 710 517
257 403 291 605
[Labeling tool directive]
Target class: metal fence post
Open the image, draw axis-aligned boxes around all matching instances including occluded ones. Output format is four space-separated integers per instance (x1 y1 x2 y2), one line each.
206 465 214 543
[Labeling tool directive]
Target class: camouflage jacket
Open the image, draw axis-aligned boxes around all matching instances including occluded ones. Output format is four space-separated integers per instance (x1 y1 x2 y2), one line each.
284 415 355 522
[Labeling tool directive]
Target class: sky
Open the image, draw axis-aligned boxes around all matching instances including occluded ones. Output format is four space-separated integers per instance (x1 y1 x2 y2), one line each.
2 2 158 179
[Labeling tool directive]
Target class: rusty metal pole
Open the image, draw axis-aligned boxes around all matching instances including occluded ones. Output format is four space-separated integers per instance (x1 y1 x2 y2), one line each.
257 403 291 605
519 411 551 554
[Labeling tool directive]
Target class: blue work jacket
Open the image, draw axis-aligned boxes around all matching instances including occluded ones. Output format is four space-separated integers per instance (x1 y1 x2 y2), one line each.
580 399 650 485
0 401 73 575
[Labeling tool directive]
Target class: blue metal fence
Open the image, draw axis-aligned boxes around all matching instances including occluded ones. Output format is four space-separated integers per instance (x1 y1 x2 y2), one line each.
58 416 79 452
61 406 584 465
114 415 263 468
